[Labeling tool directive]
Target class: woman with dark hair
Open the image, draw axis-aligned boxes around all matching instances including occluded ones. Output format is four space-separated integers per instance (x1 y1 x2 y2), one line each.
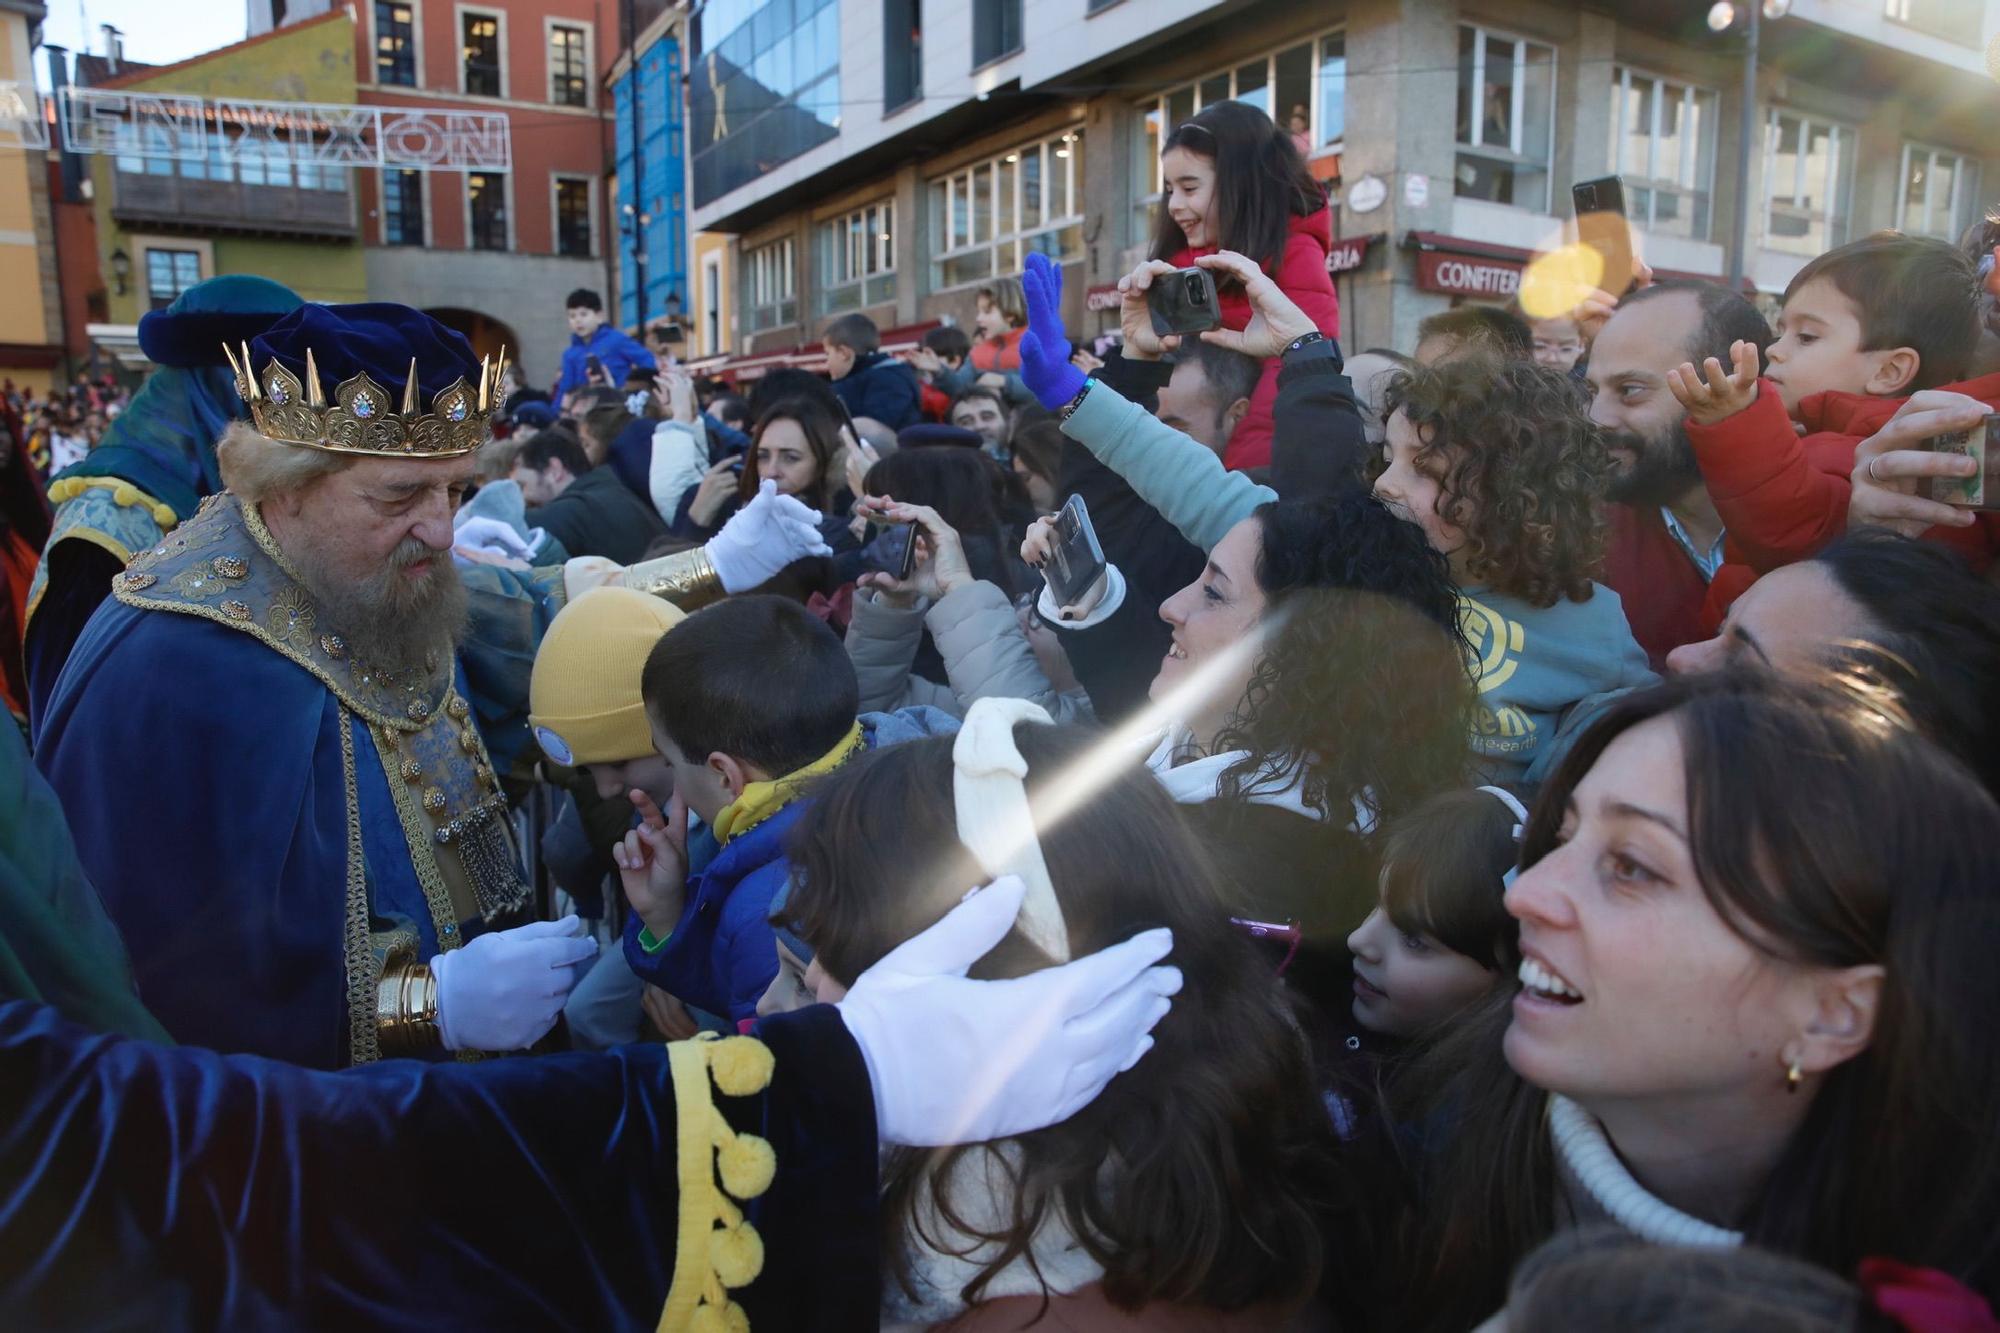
777 707 1346 1328
1145 99 1339 470
1382 667 2000 1328
1666 529 2000 795
1008 418 1064 514
738 395 848 517
1023 487 1474 1015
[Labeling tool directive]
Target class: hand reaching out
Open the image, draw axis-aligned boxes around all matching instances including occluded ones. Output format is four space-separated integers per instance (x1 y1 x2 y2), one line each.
612 790 690 940
1667 339 1761 426
1193 250 1318 359
1021 513 1107 621
1114 259 1184 362
655 369 696 424
1571 258 1655 343
687 457 742 529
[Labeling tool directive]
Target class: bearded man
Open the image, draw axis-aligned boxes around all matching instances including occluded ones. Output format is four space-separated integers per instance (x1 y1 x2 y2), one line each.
32 304 828 1068
1582 281 1773 667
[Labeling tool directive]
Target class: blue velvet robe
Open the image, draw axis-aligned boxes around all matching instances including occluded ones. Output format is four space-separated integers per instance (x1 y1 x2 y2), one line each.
0 1000 881 1330
32 495 562 1069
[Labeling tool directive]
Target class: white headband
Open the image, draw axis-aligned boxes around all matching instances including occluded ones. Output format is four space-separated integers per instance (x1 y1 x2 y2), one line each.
953 697 1069 963
1479 785 1529 890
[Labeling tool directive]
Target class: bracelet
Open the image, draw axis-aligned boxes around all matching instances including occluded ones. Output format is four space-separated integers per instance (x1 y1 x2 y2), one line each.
1058 379 1093 423
616 545 723 610
377 957 443 1055
1284 332 1327 356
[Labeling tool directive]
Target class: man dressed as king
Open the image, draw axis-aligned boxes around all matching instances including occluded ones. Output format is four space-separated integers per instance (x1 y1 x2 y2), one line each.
32 303 829 1068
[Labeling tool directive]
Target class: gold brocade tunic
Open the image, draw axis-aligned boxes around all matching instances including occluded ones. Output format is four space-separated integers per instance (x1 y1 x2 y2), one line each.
111 492 530 1064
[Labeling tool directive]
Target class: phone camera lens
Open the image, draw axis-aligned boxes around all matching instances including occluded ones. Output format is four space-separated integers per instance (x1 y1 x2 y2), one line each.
1186 274 1204 301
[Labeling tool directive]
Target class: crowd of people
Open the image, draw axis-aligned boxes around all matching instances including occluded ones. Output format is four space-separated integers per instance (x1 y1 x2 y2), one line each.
3 372 133 479
4 94 2000 1331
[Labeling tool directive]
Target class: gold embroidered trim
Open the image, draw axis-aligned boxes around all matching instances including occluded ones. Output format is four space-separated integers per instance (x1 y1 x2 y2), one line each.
370 722 466 957
615 546 724 610
339 713 382 1066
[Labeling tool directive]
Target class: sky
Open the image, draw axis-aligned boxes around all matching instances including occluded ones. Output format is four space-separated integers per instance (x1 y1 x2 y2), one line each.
37 0 249 85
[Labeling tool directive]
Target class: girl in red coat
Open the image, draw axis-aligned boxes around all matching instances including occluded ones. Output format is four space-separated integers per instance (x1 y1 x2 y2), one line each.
1151 100 1340 471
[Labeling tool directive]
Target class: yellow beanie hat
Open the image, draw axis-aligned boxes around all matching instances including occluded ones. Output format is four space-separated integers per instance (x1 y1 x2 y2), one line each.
529 587 687 767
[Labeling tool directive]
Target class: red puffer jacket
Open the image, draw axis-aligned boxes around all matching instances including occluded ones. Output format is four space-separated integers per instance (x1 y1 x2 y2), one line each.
1168 206 1341 471
1684 371 2000 629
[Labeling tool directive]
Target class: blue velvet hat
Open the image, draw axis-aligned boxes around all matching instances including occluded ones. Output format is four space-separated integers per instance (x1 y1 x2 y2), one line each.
230 303 500 458
136 274 303 369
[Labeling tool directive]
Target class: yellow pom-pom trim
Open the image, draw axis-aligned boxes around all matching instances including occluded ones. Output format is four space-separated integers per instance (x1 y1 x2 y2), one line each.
111 482 139 506
658 1032 779 1333
716 1132 777 1200
707 1034 775 1097
45 477 181 535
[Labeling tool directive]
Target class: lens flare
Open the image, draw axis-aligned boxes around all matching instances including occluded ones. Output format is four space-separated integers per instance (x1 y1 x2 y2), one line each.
1517 244 1607 321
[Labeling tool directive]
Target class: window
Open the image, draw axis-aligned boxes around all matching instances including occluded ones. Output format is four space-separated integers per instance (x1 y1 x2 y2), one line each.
690 0 842 208
146 249 202 312
1132 33 1337 242
468 171 508 250
463 12 502 98
972 0 1021 68
817 201 896 314
1883 0 1983 46
550 24 588 107
1899 143 1981 241
745 237 797 332
383 168 425 244
376 1 416 86
1764 110 1855 255
931 128 1084 290
702 251 723 352
555 177 592 256
1455 24 1557 211
1608 68 1718 241
884 0 922 111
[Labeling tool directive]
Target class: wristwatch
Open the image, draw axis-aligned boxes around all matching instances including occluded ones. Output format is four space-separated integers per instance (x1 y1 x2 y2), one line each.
1284 332 1327 356
1059 378 1094 423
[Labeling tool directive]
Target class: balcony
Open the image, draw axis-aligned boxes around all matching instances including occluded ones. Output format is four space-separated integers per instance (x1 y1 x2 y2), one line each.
110 167 357 241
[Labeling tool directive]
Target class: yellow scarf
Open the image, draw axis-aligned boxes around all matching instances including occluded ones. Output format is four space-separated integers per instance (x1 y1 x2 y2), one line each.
710 720 864 845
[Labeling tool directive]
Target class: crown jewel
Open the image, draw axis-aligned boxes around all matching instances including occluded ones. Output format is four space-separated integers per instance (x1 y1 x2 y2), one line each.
222 341 505 458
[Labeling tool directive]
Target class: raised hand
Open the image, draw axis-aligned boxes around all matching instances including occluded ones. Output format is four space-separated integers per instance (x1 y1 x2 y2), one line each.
1667 339 1761 426
1193 250 1318 358
1018 252 1085 411
1021 513 1107 621
612 790 690 940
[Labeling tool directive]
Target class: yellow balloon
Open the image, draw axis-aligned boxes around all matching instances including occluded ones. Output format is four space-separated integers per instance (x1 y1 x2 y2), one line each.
1518 245 1608 321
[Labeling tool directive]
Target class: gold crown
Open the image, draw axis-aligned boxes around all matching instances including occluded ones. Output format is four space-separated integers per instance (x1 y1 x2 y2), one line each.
221 342 507 458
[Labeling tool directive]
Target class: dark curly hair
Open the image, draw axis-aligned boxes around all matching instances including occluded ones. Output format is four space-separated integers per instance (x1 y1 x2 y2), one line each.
1386 359 1611 608
1212 491 1473 835
781 721 1348 1315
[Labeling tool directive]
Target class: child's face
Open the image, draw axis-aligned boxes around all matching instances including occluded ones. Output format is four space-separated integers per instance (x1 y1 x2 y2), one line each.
650 725 735 826
1766 277 1896 413
974 295 1010 340
1372 409 1468 571
1347 904 1496 1038
1529 317 1584 372
1161 145 1220 250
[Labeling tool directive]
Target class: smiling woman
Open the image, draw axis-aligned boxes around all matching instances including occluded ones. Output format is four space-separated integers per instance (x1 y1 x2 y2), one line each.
1382 666 2000 1329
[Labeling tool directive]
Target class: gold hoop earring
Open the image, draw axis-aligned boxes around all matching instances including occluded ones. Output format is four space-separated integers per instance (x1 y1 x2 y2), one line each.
1785 1060 1803 1093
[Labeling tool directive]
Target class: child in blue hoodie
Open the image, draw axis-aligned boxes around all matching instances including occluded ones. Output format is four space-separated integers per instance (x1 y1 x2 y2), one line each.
612 594 955 1028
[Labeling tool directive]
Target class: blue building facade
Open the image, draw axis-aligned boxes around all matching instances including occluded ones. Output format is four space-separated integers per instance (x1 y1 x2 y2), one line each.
612 33 688 332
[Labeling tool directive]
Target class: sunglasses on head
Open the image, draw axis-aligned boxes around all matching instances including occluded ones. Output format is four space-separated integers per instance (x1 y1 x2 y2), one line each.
1230 917 1303 976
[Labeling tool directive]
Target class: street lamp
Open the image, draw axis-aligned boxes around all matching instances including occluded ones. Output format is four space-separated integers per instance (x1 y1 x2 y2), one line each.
1715 0 1792 290
108 248 131 296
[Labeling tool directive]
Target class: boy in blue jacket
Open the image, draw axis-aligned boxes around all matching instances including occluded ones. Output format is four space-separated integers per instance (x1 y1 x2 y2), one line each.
556 288 656 403
825 312 923 430
613 594 955 1028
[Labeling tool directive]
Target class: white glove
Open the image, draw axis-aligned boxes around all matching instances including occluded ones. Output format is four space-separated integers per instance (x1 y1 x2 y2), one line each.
704 479 833 593
453 516 535 563
432 916 599 1052
837 876 1181 1147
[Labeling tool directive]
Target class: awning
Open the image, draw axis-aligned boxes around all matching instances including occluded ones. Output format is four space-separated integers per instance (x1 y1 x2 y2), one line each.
1403 232 1754 299
700 319 944 383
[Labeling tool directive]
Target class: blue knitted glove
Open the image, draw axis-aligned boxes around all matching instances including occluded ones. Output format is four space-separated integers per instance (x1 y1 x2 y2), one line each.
1019 252 1086 411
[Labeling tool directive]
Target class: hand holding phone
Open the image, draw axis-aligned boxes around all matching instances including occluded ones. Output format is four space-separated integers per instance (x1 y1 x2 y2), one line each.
1148 266 1224 338
1922 414 2000 511
1023 495 1108 619
585 354 607 386
1572 175 1635 300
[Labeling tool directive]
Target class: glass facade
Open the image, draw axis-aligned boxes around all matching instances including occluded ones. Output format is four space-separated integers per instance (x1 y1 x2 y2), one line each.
1608 68 1717 241
613 34 690 329
1455 24 1556 211
817 200 896 314
382 168 424 244
375 1 415 86
1764 110 1855 255
690 0 842 208
746 236 797 332
930 128 1084 291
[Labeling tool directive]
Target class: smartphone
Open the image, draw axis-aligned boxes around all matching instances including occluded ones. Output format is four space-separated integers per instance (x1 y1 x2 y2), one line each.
1572 175 1635 299
1044 494 1107 609
585 354 607 384
870 522 919 581
1922 415 2000 511
1148 266 1223 338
